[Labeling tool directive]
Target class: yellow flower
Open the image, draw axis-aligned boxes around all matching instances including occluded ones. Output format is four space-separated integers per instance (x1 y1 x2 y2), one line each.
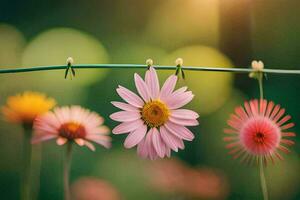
2 91 56 124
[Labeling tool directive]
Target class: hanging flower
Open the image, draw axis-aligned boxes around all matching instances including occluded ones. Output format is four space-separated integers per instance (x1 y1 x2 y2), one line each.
110 67 199 160
224 99 296 164
32 106 111 151
2 91 56 125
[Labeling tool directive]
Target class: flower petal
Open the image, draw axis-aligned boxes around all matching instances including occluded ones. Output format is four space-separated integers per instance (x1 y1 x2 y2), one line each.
146 128 158 160
74 138 85 146
112 119 144 134
145 67 160 99
137 138 148 158
110 111 141 122
56 137 67 145
165 121 195 141
134 73 151 102
152 128 166 158
32 134 57 144
124 124 147 148
111 101 138 112
169 116 199 126
84 140 96 151
171 109 199 119
165 91 194 109
89 136 112 149
160 75 177 101
116 86 144 108
160 126 184 151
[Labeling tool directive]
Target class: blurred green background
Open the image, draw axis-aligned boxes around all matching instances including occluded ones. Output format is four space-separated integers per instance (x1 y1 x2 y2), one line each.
0 0 299 199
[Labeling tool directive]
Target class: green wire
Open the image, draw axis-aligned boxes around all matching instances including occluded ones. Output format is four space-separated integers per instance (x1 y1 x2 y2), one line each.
0 64 300 74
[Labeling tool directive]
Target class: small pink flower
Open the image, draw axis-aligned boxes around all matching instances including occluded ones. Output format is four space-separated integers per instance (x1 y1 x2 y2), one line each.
32 106 111 151
110 67 199 160
224 99 296 164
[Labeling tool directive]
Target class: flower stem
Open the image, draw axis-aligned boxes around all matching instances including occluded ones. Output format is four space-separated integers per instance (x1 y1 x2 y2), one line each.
31 144 42 200
258 72 264 99
21 125 32 200
259 158 269 200
63 143 73 200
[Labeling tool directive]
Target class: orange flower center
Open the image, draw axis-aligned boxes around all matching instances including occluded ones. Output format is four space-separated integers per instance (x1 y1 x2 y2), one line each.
141 100 169 127
59 122 86 140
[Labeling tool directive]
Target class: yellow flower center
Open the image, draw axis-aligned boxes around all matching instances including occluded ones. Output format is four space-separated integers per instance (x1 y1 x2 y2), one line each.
141 100 170 127
59 122 86 140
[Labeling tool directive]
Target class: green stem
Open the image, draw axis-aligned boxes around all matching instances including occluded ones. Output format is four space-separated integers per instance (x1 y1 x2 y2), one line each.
63 143 73 200
1 64 300 74
30 144 42 200
259 158 269 200
21 125 32 200
258 72 264 99
257 73 268 200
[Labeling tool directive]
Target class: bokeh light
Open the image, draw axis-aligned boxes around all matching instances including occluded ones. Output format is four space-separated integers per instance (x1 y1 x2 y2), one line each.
71 177 121 200
21 27 109 86
111 43 167 64
0 24 26 66
162 45 234 115
145 0 219 49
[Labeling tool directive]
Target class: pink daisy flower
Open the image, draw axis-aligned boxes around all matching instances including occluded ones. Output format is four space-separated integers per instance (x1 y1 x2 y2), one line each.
224 99 296 164
110 67 199 160
32 106 111 151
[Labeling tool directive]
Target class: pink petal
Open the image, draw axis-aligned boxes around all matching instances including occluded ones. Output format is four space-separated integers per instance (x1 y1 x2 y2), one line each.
171 86 188 96
134 73 151 102
91 137 112 149
54 106 71 123
124 124 147 148
273 108 285 122
112 120 144 134
32 134 57 144
171 109 199 119
56 137 68 145
86 134 111 141
111 101 138 112
152 128 166 158
169 117 199 126
160 126 184 151
270 105 280 119
110 111 141 122
259 99 268 116
116 86 144 108
84 141 96 151
34 113 61 134
244 101 253 117
165 91 194 109
165 121 195 141
249 99 259 116
145 67 160 99
137 138 148 158
234 106 249 121
88 126 110 135
82 111 104 127
146 129 158 160
74 138 85 146
166 147 171 157
265 101 275 117
277 115 291 127
160 75 177 101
